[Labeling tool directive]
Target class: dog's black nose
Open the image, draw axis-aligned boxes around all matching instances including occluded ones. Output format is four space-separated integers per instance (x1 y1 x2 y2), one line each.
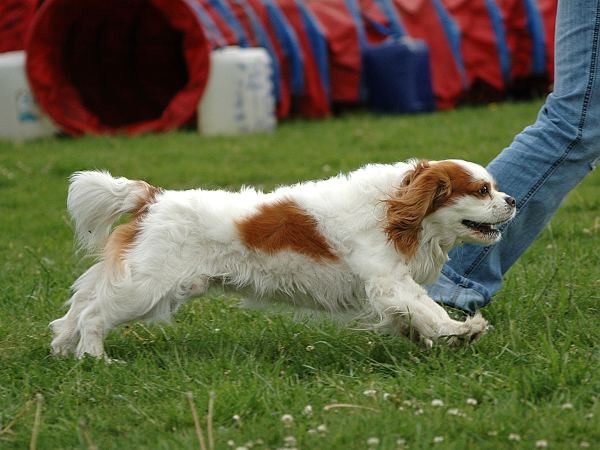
505 195 516 207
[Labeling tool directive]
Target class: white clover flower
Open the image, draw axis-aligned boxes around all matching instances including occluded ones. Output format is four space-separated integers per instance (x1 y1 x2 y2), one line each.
466 398 478 406
433 436 444 444
561 402 574 410
281 414 294 427
363 389 377 398
447 408 466 417
305 345 315 352
383 393 392 401
431 399 444 407
232 414 241 422
284 436 297 446
307 428 318 436
580 441 590 448
367 437 380 447
316 424 328 434
508 433 521 441
535 439 548 448
396 437 406 447
303 404 313 416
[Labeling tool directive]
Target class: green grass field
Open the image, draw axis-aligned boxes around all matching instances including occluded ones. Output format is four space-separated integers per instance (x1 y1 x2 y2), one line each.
1 101 599 449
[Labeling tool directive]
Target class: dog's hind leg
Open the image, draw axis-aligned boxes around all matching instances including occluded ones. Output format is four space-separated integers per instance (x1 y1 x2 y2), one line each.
73 272 211 358
141 275 211 323
73 274 168 358
172 276 211 314
50 263 103 356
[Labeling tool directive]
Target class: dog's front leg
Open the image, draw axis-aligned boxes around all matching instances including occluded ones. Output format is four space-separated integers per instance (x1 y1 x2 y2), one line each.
364 274 488 346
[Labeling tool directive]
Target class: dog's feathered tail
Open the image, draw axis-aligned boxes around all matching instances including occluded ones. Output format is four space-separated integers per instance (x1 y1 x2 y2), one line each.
68 171 160 254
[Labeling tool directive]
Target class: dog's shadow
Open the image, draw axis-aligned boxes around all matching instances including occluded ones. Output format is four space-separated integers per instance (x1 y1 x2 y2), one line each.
99 299 468 377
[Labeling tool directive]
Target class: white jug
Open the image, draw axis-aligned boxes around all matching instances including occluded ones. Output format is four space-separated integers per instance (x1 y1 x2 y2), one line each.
0 51 58 140
198 46 276 135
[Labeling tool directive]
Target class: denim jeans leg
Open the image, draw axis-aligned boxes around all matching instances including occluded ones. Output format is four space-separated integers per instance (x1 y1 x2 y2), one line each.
428 0 600 312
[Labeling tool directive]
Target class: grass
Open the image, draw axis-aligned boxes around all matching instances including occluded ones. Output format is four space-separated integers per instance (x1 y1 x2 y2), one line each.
1 101 599 449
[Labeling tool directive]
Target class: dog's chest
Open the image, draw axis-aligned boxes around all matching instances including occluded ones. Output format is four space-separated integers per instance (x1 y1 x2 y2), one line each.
408 246 449 285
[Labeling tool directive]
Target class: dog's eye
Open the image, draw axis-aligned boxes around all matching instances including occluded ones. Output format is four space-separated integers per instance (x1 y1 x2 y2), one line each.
479 185 489 196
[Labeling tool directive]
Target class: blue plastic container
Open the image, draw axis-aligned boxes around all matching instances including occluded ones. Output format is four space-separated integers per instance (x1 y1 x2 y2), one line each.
363 37 435 113
346 0 435 113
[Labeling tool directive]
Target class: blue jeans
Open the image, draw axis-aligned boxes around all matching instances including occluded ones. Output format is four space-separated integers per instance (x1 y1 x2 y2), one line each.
428 0 600 312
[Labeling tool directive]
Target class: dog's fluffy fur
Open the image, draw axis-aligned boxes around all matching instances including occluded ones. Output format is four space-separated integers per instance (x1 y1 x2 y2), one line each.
50 159 516 358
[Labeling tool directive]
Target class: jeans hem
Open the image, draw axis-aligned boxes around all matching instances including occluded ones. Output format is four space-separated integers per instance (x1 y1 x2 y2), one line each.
427 266 493 313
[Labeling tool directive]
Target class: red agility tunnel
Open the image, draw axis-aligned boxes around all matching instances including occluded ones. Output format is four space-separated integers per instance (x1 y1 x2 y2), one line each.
307 0 362 104
537 0 557 81
276 0 331 118
25 0 211 136
0 0 39 53
441 0 507 101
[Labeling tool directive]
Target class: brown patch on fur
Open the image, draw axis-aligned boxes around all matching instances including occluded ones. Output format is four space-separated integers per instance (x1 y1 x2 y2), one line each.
236 198 338 262
384 160 485 258
434 163 492 206
104 181 162 267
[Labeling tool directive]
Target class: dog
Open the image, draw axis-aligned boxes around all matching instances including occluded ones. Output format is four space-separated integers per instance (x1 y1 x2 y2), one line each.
50 159 516 358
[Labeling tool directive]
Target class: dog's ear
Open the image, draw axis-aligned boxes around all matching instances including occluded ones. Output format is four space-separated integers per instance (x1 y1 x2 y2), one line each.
384 161 452 258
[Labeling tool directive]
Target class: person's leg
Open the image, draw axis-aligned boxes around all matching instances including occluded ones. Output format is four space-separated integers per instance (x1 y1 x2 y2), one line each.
428 0 600 312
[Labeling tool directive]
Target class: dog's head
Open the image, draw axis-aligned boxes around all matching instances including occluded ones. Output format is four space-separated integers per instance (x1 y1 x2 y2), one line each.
384 159 516 258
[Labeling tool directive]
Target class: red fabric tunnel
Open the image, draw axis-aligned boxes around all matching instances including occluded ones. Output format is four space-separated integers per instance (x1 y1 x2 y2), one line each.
0 0 39 53
25 0 211 136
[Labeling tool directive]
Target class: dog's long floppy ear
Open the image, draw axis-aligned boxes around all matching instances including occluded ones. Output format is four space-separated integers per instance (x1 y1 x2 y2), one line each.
384 161 452 258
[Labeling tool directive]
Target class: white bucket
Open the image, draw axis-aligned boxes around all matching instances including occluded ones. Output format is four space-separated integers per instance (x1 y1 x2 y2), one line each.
0 51 58 140
198 46 276 136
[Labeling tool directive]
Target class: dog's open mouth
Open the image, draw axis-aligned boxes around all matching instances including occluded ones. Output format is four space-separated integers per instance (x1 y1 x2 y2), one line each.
461 219 501 236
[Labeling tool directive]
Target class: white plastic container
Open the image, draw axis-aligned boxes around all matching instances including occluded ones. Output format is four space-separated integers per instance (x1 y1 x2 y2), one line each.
0 51 58 140
198 46 276 135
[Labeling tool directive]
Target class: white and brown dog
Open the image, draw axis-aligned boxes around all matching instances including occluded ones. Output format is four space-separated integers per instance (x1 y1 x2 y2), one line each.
50 159 516 358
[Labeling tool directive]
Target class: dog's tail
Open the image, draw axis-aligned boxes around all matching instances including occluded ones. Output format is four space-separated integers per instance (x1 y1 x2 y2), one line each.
68 171 161 254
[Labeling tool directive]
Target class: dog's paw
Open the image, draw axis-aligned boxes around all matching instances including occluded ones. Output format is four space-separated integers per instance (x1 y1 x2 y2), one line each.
441 312 489 346
419 335 434 349
50 341 72 357
50 319 79 357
